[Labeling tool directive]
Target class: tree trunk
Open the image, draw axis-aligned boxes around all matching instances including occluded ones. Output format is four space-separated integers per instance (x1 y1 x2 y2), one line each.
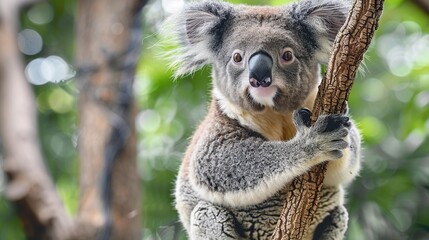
271 0 384 239
75 0 146 239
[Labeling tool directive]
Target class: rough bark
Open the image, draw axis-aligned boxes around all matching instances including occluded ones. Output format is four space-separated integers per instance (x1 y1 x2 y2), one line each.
76 0 146 239
271 0 384 239
0 1 75 239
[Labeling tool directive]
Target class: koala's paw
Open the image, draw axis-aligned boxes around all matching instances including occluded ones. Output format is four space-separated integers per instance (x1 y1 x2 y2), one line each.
293 109 350 160
295 108 312 128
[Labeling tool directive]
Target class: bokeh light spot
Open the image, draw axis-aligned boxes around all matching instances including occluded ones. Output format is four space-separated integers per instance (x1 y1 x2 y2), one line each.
18 29 43 55
48 88 74 114
415 91 429 108
404 130 424 153
25 56 75 85
359 116 386 143
377 21 429 78
161 0 184 14
390 208 412 232
137 109 161 133
27 2 54 25
361 78 386 102
25 58 48 85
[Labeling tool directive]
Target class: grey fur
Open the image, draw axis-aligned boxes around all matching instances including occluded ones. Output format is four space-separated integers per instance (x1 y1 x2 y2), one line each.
168 0 359 239
193 112 349 194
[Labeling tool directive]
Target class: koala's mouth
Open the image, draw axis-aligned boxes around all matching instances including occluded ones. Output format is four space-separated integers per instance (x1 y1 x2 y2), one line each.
248 85 277 108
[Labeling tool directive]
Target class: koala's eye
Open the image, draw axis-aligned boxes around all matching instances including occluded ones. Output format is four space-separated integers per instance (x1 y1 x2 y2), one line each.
233 52 243 63
281 50 294 62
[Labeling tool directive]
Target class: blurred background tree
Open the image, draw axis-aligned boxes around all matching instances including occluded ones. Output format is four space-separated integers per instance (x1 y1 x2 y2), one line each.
0 0 428 239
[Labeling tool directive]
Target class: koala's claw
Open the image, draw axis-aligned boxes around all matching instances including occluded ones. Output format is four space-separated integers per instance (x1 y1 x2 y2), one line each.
298 108 312 127
329 150 344 159
343 119 351 128
326 139 349 150
321 114 350 133
322 139 349 160
294 110 351 132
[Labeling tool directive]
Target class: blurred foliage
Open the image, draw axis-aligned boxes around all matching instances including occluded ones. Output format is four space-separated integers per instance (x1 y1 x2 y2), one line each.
0 0 429 239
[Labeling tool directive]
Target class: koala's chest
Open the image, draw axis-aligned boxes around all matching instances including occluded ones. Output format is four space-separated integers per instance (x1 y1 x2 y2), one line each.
238 109 297 141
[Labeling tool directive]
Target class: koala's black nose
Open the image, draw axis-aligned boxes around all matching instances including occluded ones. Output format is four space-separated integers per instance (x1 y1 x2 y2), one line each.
248 52 273 88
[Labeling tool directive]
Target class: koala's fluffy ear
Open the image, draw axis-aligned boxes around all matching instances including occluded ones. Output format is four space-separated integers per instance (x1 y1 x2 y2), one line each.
166 1 233 76
290 0 350 63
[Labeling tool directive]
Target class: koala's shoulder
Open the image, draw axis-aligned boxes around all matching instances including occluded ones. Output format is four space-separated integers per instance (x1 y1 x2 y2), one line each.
198 100 263 141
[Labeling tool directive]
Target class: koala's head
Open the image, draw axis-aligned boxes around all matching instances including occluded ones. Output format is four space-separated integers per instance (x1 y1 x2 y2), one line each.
168 0 349 113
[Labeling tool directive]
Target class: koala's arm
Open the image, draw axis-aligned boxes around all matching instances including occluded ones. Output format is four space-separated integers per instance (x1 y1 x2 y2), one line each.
188 110 356 207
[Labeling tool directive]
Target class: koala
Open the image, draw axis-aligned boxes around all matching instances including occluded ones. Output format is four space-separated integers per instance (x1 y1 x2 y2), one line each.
167 0 361 239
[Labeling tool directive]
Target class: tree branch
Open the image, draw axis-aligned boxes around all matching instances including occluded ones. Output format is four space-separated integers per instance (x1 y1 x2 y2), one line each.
0 1 75 240
271 0 384 239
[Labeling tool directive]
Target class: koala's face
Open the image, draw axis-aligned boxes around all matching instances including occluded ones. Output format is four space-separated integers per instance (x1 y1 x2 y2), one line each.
170 0 349 113
214 9 322 112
